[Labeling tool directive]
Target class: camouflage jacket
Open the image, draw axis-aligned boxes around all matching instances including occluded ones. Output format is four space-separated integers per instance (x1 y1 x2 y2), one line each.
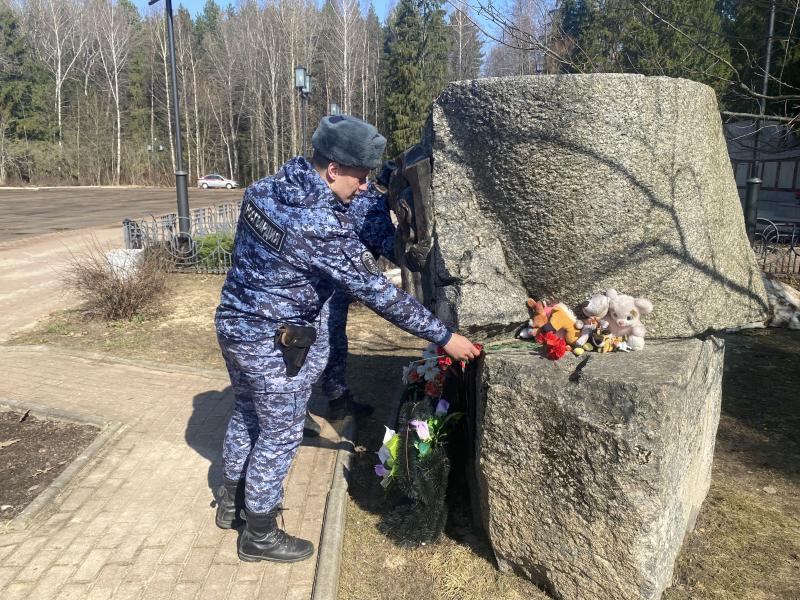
215 156 450 346
349 182 395 262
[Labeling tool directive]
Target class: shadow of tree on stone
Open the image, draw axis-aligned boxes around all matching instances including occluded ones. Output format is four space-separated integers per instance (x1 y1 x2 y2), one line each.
435 77 768 339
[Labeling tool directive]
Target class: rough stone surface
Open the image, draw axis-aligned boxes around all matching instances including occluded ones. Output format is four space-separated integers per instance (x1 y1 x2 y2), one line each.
423 74 768 337
473 338 723 600
762 273 800 329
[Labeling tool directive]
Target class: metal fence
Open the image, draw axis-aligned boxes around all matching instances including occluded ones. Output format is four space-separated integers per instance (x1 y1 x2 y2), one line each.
753 218 800 278
122 202 240 274
123 205 799 280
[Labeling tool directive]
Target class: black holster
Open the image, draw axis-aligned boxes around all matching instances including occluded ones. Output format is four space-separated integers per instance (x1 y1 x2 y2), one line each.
275 324 317 377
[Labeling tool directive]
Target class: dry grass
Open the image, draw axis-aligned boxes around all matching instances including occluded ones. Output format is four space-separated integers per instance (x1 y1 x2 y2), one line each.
664 329 800 600
63 238 169 321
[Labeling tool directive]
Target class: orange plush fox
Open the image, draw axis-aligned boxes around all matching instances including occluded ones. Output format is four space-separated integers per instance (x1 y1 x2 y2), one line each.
519 299 581 346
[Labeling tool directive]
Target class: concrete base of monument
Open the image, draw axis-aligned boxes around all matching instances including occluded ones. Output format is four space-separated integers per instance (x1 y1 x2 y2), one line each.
471 337 723 600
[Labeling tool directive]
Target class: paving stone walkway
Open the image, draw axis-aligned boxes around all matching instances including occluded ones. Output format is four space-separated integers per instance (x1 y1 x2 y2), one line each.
0 345 340 599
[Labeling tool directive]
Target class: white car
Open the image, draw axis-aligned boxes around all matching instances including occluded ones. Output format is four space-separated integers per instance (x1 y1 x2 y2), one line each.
198 173 239 189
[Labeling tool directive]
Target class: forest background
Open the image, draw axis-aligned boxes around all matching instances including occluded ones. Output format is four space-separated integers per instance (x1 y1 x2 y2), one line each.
0 0 797 187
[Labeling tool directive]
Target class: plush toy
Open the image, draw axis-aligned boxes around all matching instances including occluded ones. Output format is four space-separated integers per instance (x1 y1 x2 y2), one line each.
518 299 552 339
542 303 581 346
574 294 610 348
518 299 580 347
605 288 653 350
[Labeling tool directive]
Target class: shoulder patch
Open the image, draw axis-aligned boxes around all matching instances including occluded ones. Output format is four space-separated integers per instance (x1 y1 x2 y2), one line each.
242 199 286 252
361 251 381 276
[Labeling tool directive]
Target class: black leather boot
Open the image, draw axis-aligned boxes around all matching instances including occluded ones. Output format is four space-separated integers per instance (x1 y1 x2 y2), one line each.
215 478 245 529
238 509 314 563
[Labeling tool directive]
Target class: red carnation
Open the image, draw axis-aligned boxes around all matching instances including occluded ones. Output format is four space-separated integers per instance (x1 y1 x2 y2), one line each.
425 380 442 397
545 336 567 360
543 331 560 345
437 356 453 370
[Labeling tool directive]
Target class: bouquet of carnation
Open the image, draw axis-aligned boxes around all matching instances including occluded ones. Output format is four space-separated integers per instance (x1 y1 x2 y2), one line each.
374 342 481 545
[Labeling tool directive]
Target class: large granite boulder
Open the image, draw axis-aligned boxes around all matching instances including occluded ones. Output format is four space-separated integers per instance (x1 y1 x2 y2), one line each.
472 338 723 600
422 74 769 337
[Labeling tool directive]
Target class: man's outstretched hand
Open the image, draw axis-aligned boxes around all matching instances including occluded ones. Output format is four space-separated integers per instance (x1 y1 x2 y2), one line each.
443 333 481 361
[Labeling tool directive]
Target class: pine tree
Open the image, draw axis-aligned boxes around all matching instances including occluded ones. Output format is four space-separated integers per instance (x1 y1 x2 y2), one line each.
0 7 32 139
419 0 451 98
719 0 800 115
195 0 222 43
0 6 29 183
556 0 731 96
383 0 452 157
0 6 51 141
383 0 428 157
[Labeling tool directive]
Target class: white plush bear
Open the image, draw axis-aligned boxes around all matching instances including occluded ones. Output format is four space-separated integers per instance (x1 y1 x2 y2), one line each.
605 288 653 350
574 293 610 348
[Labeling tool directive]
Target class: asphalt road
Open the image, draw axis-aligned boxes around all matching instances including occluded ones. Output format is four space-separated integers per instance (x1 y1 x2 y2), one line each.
0 187 243 242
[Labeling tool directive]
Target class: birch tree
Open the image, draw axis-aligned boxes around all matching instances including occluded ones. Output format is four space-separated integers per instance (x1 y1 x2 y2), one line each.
449 1 484 80
91 0 137 184
204 9 246 178
330 0 362 115
148 11 176 173
23 0 87 145
175 7 196 183
253 0 284 173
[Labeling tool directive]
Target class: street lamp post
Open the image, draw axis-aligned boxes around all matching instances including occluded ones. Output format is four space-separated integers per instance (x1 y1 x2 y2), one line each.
329 102 340 116
294 66 312 156
149 0 190 242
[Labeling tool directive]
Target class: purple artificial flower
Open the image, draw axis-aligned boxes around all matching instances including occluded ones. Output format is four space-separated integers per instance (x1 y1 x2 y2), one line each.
409 419 431 441
435 398 450 415
374 464 389 477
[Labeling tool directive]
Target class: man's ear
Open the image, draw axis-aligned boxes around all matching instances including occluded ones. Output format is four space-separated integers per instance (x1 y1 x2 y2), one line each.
326 162 340 182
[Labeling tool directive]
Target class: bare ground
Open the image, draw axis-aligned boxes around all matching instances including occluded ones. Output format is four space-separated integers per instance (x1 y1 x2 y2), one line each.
7 275 800 599
0 410 99 520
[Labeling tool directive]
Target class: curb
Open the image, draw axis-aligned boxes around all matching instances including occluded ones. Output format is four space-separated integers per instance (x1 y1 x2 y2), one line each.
0 397 124 532
312 414 356 600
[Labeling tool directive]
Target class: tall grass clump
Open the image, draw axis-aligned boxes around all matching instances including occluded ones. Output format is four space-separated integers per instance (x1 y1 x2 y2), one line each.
63 239 169 321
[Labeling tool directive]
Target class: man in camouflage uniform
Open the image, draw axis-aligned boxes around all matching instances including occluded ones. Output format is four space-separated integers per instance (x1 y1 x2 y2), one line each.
214 115 479 563
303 176 396 436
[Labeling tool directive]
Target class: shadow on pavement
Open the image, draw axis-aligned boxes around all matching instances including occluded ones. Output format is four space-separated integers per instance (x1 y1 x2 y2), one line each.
183 381 353 509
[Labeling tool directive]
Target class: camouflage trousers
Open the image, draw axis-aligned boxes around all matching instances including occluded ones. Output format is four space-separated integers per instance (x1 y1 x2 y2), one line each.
218 325 329 514
320 288 352 400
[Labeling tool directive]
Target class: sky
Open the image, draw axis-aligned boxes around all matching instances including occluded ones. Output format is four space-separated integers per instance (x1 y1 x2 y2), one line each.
134 0 395 24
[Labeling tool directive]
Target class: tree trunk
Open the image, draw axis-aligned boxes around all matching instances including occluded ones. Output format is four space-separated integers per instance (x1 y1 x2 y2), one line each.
162 27 176 174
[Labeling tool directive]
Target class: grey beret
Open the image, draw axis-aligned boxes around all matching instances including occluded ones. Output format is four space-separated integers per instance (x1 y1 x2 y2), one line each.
311 115 386 170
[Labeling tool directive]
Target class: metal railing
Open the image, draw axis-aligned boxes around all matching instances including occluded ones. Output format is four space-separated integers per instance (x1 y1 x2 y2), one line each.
122 202 240 274
753 218 800 277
